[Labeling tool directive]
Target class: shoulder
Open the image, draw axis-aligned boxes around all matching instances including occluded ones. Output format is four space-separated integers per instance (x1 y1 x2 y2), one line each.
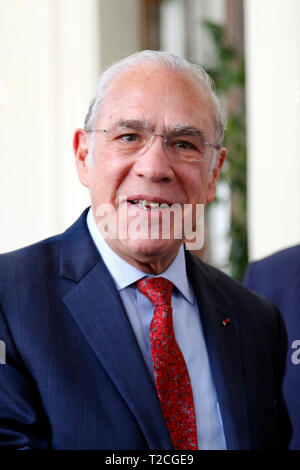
0 232 61 274
244 244 300 292
187 252 288 375
0 209 90 294
248 245 300 273
187 250 262 298
243 246 300 320
187 251 280 323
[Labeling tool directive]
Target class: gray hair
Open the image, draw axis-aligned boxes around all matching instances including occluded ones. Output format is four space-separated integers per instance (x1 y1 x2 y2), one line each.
85 50 226 168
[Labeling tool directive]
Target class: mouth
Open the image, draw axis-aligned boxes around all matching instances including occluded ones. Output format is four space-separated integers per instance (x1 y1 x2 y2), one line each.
127 196 174 211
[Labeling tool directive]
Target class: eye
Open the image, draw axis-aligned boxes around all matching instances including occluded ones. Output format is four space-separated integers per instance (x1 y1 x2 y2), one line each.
173 139 197 151
119 133 140 143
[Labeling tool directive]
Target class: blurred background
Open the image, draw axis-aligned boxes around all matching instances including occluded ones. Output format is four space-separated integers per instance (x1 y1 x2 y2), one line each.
1 0 300 280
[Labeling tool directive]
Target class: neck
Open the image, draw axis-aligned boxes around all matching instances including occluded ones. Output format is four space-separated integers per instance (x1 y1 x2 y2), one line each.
103 238 182 275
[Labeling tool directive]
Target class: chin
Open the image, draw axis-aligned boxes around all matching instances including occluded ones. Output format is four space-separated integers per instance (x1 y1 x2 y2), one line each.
122 237 181 262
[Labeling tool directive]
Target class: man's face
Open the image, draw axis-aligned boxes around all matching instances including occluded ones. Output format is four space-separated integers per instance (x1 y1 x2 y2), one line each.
74 64 226 272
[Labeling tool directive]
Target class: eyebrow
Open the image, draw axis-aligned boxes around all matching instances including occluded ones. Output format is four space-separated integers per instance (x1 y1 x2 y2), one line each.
113 120 206 138
113 119 150 131
170 125 206 138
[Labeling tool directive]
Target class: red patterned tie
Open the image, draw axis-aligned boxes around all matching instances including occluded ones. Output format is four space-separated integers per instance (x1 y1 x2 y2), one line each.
136 277 198 450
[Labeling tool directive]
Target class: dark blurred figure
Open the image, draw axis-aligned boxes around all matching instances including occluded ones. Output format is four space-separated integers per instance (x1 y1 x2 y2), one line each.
244 244 300 449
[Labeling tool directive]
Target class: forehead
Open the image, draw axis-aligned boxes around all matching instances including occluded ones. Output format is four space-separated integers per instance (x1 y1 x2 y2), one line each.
98 64 215 132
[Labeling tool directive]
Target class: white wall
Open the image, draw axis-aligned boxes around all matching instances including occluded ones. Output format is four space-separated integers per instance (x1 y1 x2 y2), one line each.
160 0 186 56
0 0 141 253
244 0 300 260
160 0 225 63
99 0 141 70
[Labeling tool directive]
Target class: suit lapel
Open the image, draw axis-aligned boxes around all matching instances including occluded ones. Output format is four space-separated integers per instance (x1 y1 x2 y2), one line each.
59 211 172 450
186 251 250 450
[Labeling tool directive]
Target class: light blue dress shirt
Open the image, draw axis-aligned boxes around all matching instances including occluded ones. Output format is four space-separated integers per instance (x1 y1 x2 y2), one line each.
87 208 226 450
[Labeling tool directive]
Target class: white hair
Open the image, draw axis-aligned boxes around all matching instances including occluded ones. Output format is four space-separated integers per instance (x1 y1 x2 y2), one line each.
85 50 226 169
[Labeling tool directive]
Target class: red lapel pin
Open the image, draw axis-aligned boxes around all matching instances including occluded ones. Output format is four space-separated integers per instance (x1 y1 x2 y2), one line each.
222 317 231 327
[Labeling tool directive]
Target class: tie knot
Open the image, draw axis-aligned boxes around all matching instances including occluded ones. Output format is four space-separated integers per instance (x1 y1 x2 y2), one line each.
136 277 173 306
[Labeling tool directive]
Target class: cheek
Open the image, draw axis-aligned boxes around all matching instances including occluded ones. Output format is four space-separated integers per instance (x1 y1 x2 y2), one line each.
181 167 209 204
90 154 133 202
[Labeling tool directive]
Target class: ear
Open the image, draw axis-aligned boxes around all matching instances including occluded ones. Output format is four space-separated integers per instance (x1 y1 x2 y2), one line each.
206 147 227 203
73 128 90 187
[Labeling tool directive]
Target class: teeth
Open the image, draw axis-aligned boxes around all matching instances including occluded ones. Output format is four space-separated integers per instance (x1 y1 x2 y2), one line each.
133 199 170 209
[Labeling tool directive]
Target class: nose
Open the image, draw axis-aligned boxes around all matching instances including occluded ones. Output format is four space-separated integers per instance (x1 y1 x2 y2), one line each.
133 134 175 183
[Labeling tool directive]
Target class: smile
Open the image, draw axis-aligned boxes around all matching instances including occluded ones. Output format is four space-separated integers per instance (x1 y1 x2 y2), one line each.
131 199 170 210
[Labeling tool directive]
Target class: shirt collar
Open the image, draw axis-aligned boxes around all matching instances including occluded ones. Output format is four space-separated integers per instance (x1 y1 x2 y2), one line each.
86 207 194 304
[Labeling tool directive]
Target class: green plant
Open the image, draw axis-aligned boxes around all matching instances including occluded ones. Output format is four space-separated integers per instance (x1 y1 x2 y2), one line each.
202 20 248 281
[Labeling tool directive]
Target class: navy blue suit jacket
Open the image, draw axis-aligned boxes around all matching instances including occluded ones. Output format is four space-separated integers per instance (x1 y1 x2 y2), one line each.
0 209 291 449
244 245 300 449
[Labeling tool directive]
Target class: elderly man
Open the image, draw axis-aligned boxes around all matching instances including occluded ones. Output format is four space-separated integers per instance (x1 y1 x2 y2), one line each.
0 51 291 450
